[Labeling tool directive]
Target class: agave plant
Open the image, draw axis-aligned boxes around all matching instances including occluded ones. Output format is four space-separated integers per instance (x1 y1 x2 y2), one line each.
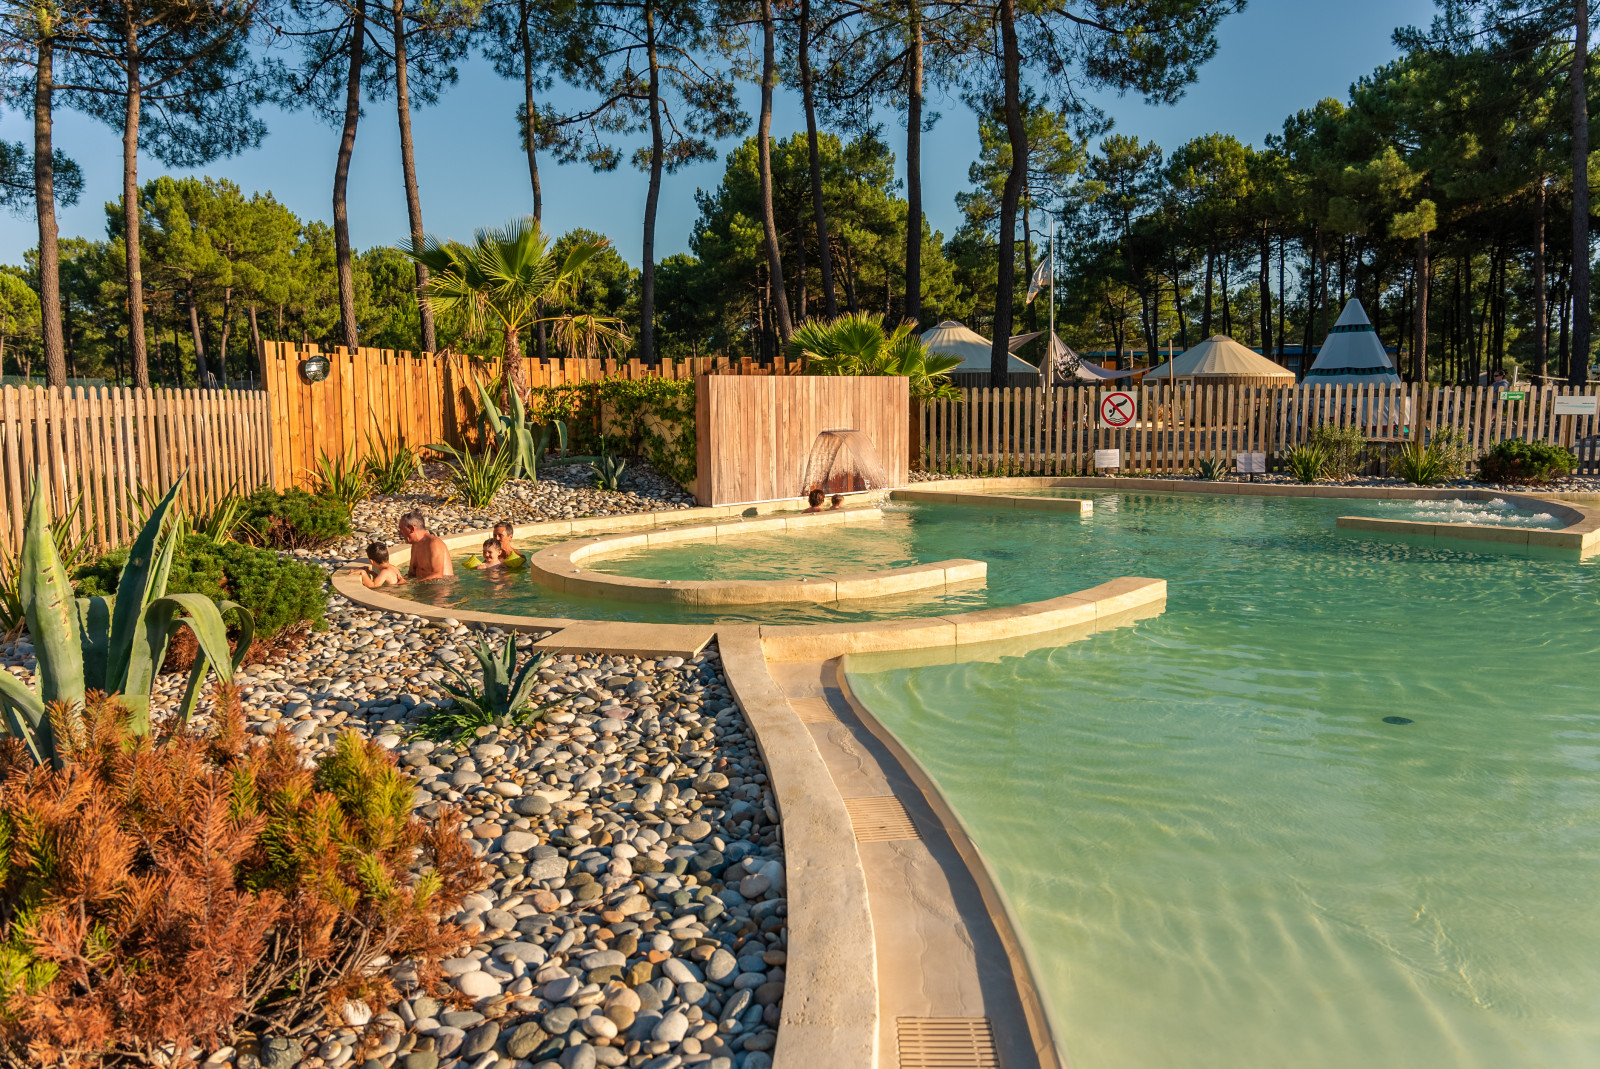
0 479 253 767
430 439 517 509
417 635 561 741
1195 456 1226 481
475 381 568 481
364 430 424 494
1393 440 1446 486
1284 443 1329 484
312 448 372 511
786 312 962 401
590 444 627 491
0 494 92 640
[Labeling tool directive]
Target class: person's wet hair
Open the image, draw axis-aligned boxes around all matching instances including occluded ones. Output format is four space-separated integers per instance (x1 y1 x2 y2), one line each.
366 541 389 563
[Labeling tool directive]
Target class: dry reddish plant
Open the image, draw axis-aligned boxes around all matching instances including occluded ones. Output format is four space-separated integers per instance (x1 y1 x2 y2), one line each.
0 686 480 1068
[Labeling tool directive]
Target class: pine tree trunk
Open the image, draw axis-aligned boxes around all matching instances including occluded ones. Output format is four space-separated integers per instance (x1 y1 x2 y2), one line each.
333 0 365 351
757 0 791 342
189 287 210 386
249 304 262 380
639 0 662 363
518 0 541 221
798 0 837 319
1201 245 1214 335
392 0 435 352
1257 223 1272 359
1573 0 1590 386
991 0 1025 387
122 11 149 388
1413 232 1429 383
1534 177 1548 380
34 34 65 387
904 0 923 327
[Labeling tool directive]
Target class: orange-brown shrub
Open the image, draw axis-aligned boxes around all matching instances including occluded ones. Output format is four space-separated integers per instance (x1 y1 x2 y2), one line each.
0 686 480 1068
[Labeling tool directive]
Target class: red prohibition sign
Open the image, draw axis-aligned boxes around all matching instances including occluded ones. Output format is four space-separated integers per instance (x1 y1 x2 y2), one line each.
1099 391 1135 428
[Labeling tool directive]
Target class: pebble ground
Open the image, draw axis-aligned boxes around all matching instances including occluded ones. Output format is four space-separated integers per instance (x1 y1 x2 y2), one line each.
1 466 783 1069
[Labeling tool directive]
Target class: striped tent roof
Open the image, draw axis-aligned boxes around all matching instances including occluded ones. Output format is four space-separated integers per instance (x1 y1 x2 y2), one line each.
1305 298 1399 383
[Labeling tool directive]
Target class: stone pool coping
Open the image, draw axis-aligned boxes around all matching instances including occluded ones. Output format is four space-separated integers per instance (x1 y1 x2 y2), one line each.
893 487 1093 515
524 507 989 606
895 477 1600 553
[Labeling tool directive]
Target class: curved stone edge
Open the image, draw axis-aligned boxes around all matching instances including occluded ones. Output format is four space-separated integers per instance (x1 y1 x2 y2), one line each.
717 629 879 1069
757 576 1168 663
527 507 987 605
830 663 1062 1069
895 476 1600 553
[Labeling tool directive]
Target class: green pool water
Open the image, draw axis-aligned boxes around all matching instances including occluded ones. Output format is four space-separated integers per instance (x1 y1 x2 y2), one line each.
843 494 1600 1068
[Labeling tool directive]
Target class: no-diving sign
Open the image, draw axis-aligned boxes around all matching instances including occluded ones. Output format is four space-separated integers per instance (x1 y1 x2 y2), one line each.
1099 391 1137 428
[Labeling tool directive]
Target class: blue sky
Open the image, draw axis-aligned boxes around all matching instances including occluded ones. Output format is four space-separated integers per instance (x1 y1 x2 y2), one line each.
0 0 1437 266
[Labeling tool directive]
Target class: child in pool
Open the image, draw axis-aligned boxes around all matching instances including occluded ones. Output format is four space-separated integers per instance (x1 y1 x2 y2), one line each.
479 539 506 571
802 488 826 513
828 494 844 510
354 541 403 588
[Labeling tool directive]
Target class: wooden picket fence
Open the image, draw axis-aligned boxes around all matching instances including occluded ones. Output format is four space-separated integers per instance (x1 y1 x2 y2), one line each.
921 382 1600 476
0 385 274 557
260 342 804 490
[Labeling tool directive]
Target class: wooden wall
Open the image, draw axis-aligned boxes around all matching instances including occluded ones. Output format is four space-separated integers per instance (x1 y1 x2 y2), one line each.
695 375 909 505
1 385 274 555
260 342 807 489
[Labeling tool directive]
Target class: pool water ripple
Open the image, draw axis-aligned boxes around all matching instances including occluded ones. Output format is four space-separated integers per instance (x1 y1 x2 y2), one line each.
841 493 1600 1069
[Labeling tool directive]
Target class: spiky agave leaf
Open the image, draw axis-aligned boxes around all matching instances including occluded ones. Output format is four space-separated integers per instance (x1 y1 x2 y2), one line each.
175 600 255 725
104 478 184 699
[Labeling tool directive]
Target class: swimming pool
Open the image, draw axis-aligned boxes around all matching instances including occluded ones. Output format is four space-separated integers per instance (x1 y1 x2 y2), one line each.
842 493 1600 1068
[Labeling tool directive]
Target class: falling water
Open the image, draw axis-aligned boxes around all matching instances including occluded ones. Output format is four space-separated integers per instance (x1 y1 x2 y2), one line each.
797 429 889 496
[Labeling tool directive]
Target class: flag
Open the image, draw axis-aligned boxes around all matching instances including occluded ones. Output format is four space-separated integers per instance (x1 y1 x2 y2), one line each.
1025 250 1051 305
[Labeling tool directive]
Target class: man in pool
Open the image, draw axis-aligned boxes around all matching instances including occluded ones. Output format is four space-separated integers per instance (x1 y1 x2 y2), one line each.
399 511 454 580
802 488 826 513
491 520 523 564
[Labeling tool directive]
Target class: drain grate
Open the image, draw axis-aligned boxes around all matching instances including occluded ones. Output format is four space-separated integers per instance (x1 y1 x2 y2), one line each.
897 1017 999 1069
844 795 920 842
789 696 838 724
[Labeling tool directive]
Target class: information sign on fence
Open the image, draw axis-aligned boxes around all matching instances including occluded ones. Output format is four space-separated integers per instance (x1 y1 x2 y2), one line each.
1554 395 1600 416
1094 449 1121 469
1236 452 1266 474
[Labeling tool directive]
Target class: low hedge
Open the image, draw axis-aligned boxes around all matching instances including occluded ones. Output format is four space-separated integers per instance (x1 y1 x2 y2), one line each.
238 487 351 550
1476 438 1577 485
74 535 328 644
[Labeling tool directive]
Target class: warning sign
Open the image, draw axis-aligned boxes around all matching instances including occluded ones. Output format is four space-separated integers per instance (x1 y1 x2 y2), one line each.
1099 391 1137 428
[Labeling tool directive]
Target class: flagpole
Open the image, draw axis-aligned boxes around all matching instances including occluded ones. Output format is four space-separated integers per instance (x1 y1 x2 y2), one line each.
1047 211 1055 389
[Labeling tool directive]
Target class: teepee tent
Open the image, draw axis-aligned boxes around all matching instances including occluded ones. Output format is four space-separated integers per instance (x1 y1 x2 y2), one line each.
1010 330 1138 383
1304 298 1399 384
1141 334 1297 386
922 320 1035 374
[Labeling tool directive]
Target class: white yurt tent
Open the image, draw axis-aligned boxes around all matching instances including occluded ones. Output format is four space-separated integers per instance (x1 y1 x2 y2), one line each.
1304 298 1399 384
1141 334 1297 386
922 320 1036 374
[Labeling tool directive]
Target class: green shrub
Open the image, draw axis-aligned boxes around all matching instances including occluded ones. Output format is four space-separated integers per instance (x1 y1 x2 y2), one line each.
1307 424 1368 479
1477 438 1577 485
1284 442 1328 483
1425 426 1472 480
526 377 696 489
1195 456 1226 480
312 449 371 511
238 487 351 550
75 535 327 643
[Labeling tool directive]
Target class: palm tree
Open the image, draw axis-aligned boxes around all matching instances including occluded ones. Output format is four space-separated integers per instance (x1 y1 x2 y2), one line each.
786 312 961 401
400 216 628 398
